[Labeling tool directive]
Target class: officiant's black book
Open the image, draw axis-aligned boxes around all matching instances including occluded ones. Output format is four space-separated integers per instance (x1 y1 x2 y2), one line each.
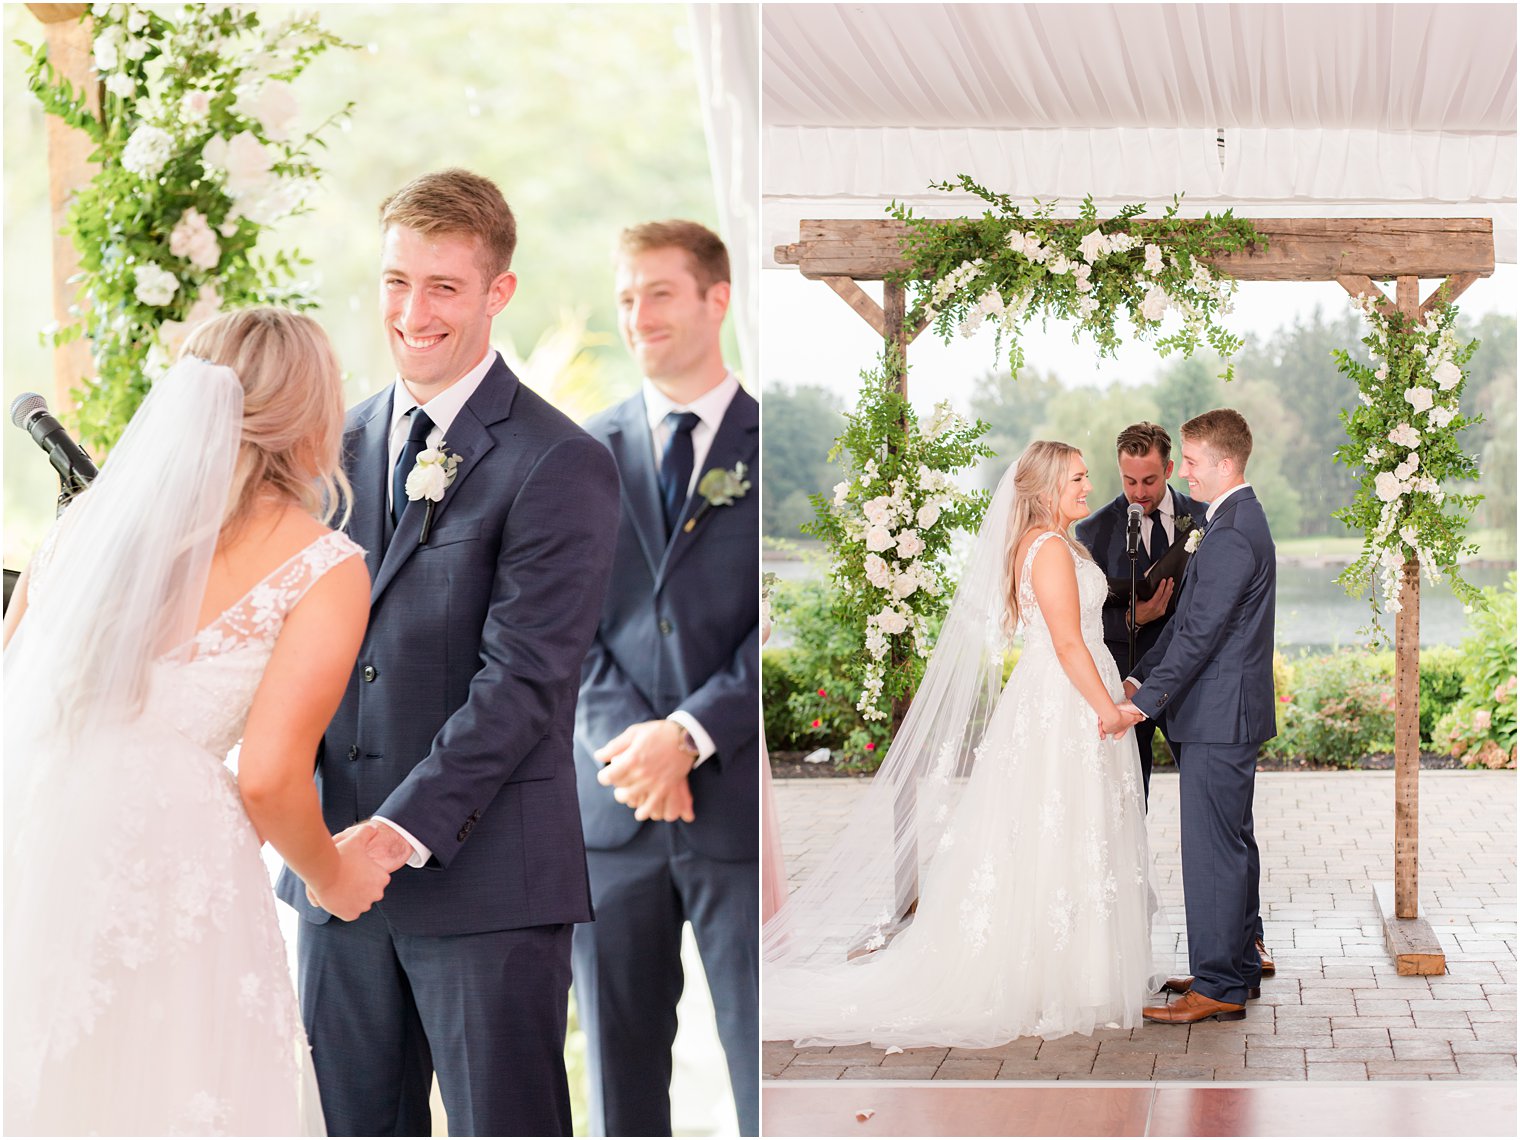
1103 528 1194 605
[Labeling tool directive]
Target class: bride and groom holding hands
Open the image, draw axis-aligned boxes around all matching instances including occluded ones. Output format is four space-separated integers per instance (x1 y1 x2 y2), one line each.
6 167 758 1137
764 410 1277 1045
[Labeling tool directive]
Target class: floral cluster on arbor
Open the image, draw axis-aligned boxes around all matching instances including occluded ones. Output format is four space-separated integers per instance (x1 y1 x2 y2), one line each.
21 3 353 450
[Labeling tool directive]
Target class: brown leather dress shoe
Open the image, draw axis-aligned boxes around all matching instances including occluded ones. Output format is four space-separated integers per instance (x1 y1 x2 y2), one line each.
1143 989 1247 1023
1157 975 1261 999
1256 939 1275 975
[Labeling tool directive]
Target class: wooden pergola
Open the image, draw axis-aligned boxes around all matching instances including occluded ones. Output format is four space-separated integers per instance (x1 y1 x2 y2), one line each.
778 215 1497 974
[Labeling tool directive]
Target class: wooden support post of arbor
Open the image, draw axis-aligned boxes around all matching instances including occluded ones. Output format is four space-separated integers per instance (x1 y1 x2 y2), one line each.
27 3 97 411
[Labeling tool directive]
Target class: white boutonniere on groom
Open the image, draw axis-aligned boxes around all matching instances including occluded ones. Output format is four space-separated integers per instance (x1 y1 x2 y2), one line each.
405 443 461 544
1184 524 1204 554
682 462 751 534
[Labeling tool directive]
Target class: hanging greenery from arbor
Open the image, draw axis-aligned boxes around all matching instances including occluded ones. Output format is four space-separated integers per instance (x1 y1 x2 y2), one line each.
1335 295 1485 633
21 4 354 451
888 176 1262 380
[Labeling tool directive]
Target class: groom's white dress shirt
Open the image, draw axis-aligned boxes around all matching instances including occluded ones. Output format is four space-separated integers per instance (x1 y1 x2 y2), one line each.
373 347 500 868
638 370 740 766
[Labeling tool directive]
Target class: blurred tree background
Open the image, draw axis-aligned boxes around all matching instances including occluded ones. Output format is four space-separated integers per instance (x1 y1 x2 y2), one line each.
5 3 732 566
765 306 1517 560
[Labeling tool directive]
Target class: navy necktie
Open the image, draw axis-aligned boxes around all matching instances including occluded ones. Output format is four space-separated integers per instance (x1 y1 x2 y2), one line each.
1149 513 1171 564
658 411 700 537
392 407 435 526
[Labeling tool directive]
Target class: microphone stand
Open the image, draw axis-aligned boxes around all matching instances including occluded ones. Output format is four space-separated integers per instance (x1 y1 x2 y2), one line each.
1127 542 1138 675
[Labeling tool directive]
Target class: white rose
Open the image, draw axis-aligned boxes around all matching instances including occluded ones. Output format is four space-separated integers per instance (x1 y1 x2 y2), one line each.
916 502 941 530
1109 232 1135 253
1073 264 1093 293
169 207 221 271
92 28 121 71
122 35 148 61
1432 360 1461 390
1428 405 1456 429
1394 453 1419 481
1077 230 1109 263
203 130 274 197
405 461 449 502
126 7 148 32
1374 366 1388 381
865 526 894 553
1365 446 1384 464
1006 229 1028 256
891 572 918 600
1024 241 1049 264
864 553 891 589
1404 386 1434 414
105 71 135 98
862 497 893 527
832 481 850 507
1140 285 1169 322
1388 423 1422 448
121 123 173 178
181 89 213 122
133 261 179 307
1400 525 1420 548
895 529 925 559
234 79 300 142
1077 295 1097 319
876 608 909 636
1047 253 1072 276
1374 472 1403 503
1143 244 1164 275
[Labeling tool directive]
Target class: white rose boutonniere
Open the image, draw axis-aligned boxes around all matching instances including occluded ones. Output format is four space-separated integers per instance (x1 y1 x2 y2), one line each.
1184 525 1204 554
683 462 751 534
405 443 462 544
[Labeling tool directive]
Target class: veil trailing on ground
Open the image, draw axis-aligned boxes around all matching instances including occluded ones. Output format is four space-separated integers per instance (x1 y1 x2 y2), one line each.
4 357 243 1115
762 463 1022 969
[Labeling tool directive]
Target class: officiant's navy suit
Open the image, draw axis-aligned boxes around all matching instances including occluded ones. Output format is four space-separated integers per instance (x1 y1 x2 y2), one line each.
276 355 620 1136
1130 486 1276 1008
573 387 759 1137
1076 484 1205 796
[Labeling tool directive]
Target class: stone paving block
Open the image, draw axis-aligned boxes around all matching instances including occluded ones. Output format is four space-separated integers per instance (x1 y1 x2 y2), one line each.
1390 1039 1458 1061
1305 1046 1396 1063
878 1047 949 1067
1246 1045 1306 1070
1412 1010 1480 1029
840 1065 940 1080
1207 1065 1303 1081
777 1064 846 1080
1366 1058 1460 1077
1454 1055 1518 1077
1307 1061 1370 1080
1151 1056 1218 1080
1329 1014 1416 1029
1329 1027 1393 1047
946 1041 1041 1061
1451 1035 1520 1055
1426 983 1489 1000
933 1059 1002 1080
1107 1033 1189 1056
787 1048 874 1067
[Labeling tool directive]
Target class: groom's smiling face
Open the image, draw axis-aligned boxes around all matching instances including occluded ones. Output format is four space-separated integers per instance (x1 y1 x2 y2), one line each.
381 225 516 392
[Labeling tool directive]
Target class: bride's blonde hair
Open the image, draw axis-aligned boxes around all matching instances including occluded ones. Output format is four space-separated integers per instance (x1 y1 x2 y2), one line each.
181 308 351 534
1003 440 1091 629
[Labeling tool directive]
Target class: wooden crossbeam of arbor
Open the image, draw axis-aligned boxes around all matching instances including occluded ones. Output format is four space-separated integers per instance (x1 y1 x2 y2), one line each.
779 214 1496 974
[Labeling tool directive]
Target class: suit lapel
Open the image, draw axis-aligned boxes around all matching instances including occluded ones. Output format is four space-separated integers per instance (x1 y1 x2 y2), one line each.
606 395 666 578
344 393 394 589
656 388 758 588
369 358 516 605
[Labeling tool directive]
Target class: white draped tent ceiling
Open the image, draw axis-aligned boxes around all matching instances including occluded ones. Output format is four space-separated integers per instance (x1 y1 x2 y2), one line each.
761 3 1518 265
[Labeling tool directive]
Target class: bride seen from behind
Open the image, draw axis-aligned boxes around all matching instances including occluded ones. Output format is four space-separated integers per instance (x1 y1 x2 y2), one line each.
5 307 386 1136
764 440 1161 1049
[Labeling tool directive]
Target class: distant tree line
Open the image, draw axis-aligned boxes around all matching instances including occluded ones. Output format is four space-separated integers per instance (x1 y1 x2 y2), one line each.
763 310 1516 556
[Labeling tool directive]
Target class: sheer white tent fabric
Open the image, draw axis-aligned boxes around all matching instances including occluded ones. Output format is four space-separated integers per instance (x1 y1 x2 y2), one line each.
761 3 1517 261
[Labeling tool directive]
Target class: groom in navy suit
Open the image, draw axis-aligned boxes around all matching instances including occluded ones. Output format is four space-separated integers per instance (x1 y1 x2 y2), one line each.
1118 409 1277 1024
1075 421 1205 800
277 170 620 1135
573 221 759 1136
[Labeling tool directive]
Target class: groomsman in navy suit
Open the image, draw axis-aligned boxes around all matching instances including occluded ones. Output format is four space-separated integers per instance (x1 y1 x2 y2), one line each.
574 221 759 1136
1118 409 1278 1024
1075 422 1205 800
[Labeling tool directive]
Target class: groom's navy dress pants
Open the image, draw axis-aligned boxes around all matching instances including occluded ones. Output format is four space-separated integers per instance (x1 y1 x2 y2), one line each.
297 909 574 1137
572 824 760 1137
1177 741 1263 1005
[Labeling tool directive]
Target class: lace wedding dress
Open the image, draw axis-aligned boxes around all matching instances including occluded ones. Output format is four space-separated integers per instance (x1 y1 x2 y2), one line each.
5 528 360 1136
764 531 1156 1048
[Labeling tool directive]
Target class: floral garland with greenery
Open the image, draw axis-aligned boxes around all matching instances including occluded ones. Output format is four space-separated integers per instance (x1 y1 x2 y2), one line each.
804 353 994 723
21 3 354 451
1333 295 1485 634
888 176 1262 381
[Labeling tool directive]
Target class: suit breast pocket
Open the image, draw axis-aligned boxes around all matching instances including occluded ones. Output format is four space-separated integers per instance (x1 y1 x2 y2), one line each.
418 518 482 550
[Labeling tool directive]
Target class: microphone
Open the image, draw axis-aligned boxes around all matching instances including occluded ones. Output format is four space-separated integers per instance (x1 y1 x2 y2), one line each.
1125 501 1143 557
10 392 98 493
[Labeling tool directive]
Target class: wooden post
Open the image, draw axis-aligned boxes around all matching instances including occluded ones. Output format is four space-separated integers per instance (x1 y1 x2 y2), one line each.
1393 557 1421 918
28 4 97 411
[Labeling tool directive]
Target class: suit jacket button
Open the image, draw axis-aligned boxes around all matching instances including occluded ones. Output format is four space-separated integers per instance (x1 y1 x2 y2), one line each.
658 619 673 636
457 824 471 842
362 665 377 682
348 745 359 760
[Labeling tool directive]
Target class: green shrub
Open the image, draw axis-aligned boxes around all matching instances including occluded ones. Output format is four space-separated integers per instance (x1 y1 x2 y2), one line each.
1418 645 1467 744
1266 650 1394 767
1433 573 1518 768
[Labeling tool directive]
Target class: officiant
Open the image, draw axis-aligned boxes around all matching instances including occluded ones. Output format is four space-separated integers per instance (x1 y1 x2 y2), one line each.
1075 421 1204 800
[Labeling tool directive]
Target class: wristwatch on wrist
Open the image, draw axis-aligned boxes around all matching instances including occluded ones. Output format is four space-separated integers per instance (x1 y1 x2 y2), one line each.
673 723 699 757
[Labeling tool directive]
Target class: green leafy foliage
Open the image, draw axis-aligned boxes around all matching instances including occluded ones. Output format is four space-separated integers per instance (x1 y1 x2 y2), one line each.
889 180 1261 381
1433 574 1518 767
20 4 353 452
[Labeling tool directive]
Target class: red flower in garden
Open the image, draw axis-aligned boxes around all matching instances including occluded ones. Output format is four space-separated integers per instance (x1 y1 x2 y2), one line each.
818 688 828 697
865 742 876 751
811 719 821 728
1279 694 1291 703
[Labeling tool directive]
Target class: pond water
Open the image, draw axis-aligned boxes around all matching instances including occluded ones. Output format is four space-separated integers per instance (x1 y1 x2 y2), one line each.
764 556 1514 656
